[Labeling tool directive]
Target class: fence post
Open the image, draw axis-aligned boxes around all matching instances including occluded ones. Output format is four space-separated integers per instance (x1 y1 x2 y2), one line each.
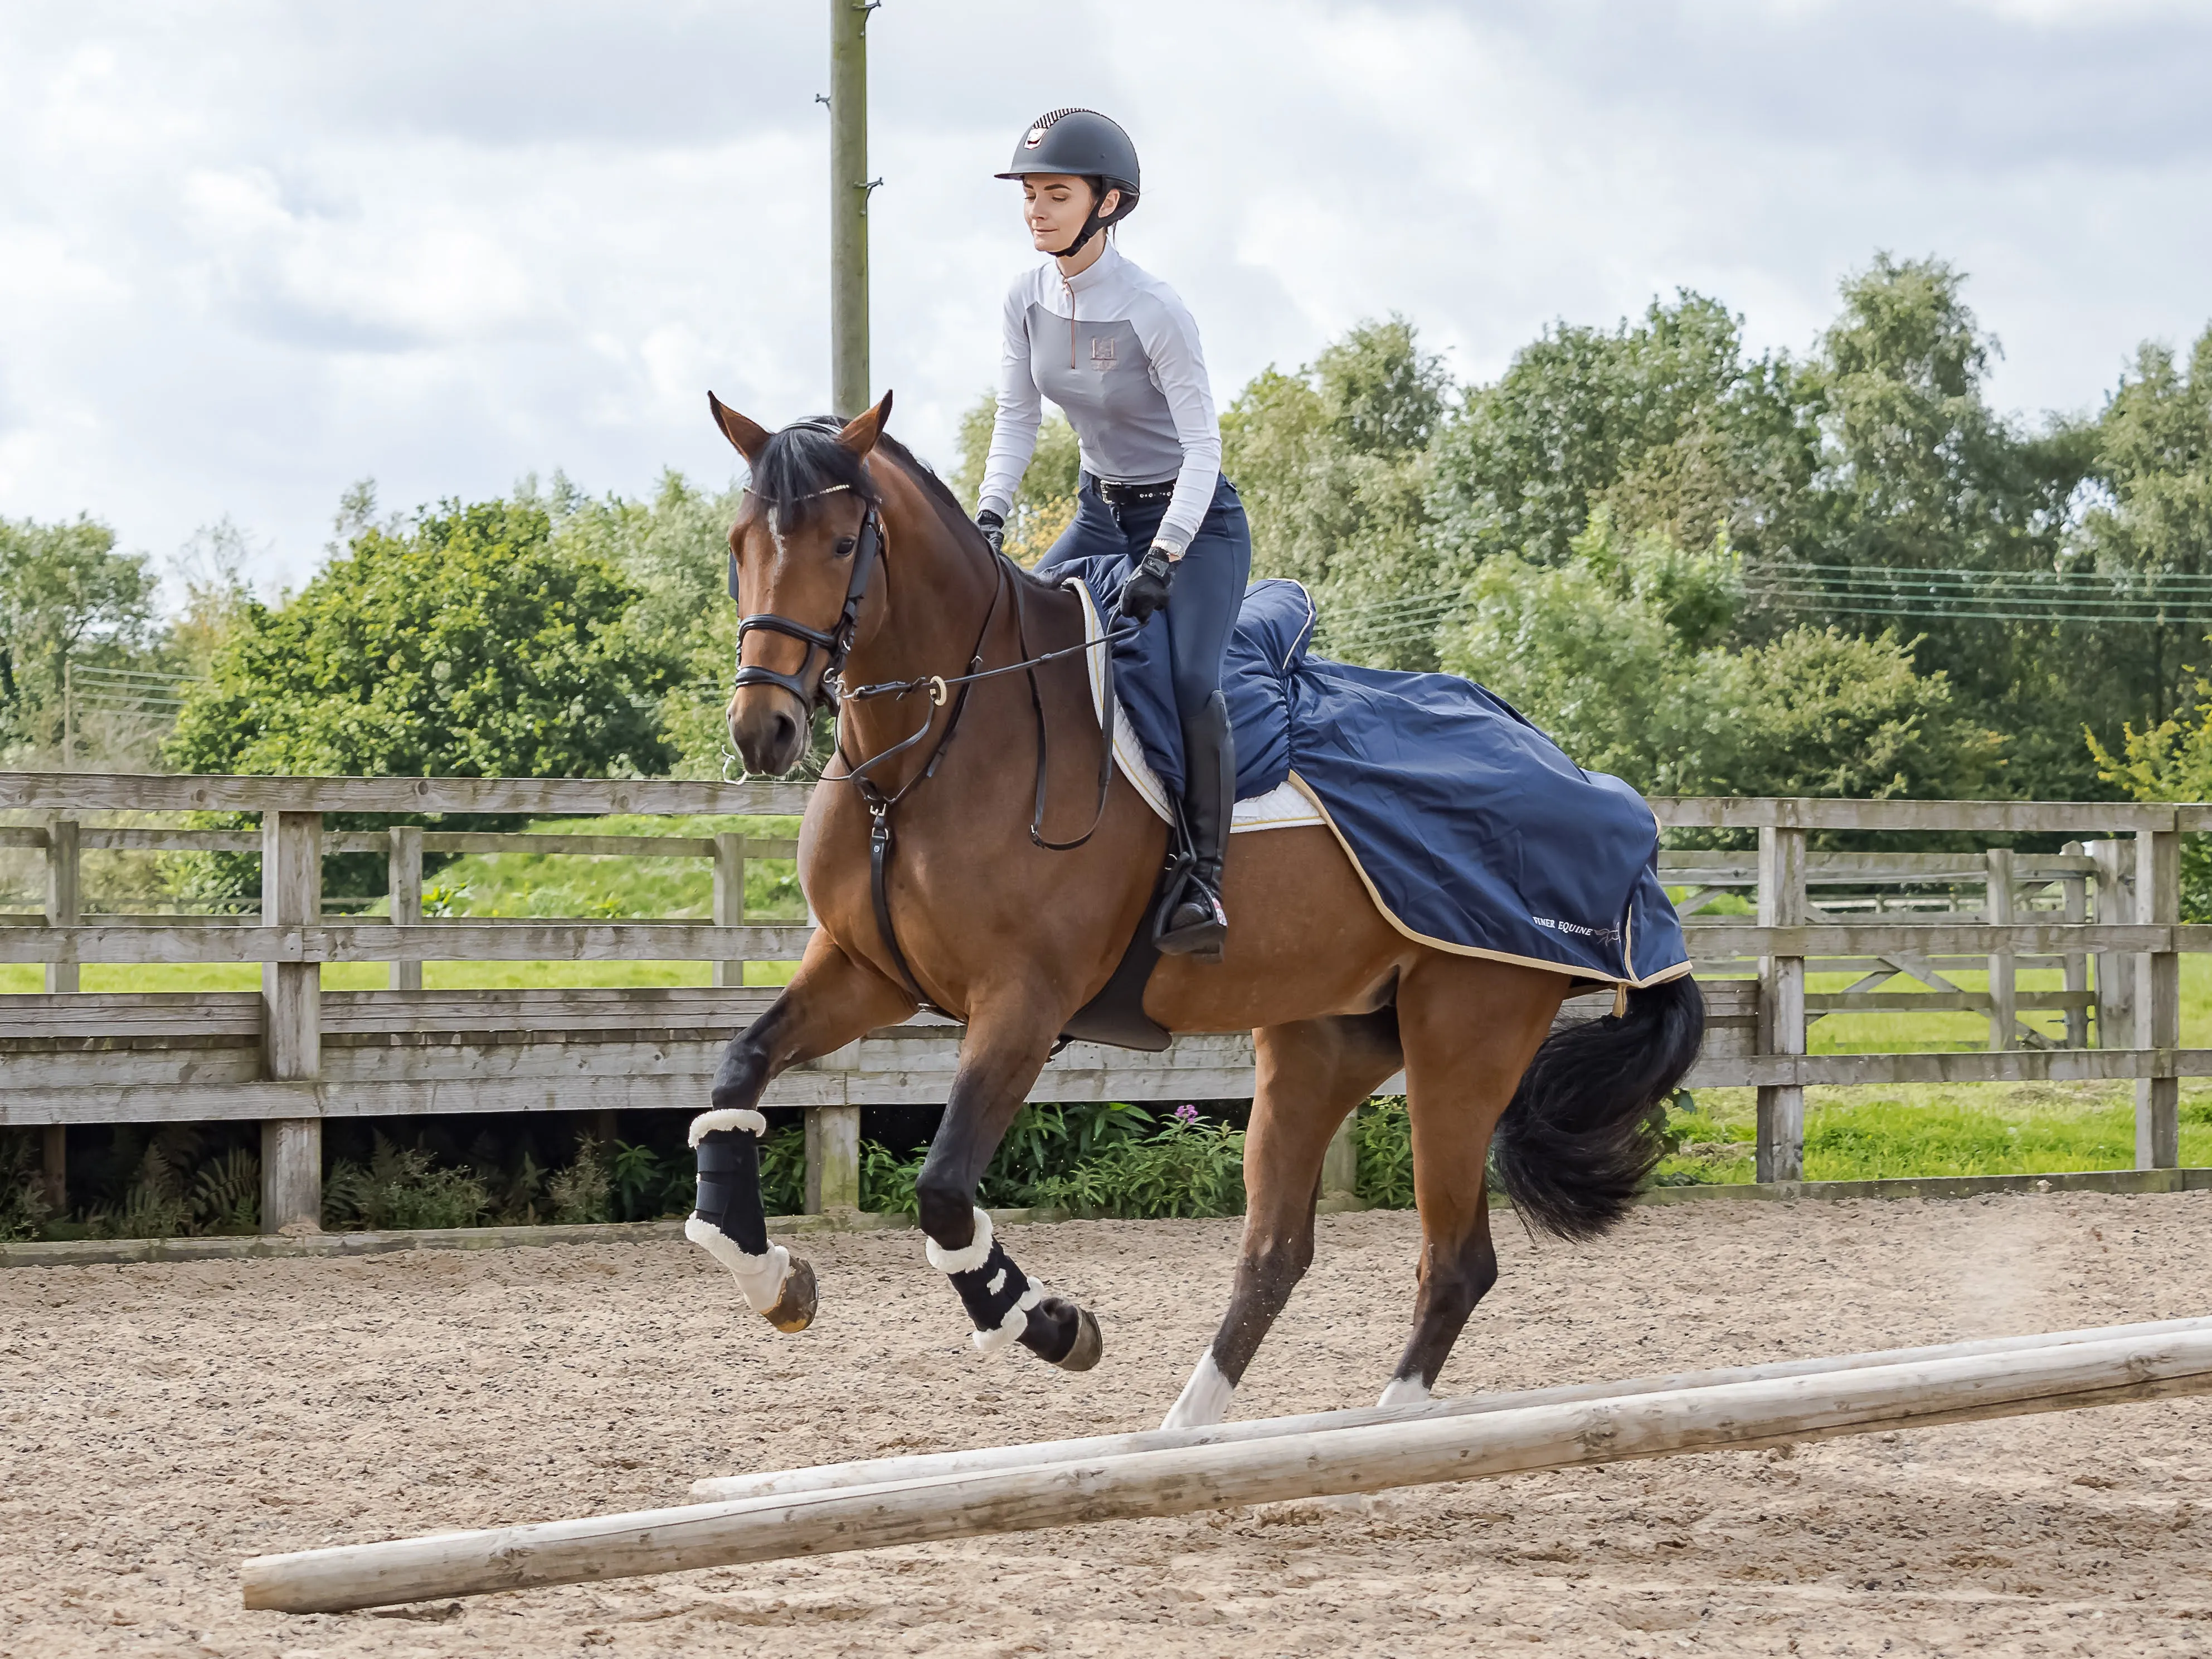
2088 839 2135 1049
261 810 324 1231
805 1105 862 1213
43 816 80 995
1985 848 2015 1052
1756 824 1807 1183
2060 842 2090 1048
2135 825 2180 1170
713 832 745 989
1321 1113 1360 1204
387 826 423 992
41 1125 65 1217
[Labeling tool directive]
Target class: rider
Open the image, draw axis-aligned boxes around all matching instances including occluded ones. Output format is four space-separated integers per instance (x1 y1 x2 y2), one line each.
974 108 1251 962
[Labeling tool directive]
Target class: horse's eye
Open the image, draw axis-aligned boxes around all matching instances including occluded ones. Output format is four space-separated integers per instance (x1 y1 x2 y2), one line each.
833 536 858 559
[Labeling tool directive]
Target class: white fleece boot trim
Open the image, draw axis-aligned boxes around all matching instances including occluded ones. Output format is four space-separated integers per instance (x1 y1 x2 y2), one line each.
924 1208 995 1276
688 1107 768 1145
685 1217 791 1313
972 1285 1046 1356
1377 1375 1431 1408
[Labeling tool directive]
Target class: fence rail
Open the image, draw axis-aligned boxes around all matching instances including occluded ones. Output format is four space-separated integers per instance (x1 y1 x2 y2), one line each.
1 770 2200 1228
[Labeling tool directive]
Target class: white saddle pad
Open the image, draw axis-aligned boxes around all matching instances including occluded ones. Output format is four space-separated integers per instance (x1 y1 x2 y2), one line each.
1067 580 1324 835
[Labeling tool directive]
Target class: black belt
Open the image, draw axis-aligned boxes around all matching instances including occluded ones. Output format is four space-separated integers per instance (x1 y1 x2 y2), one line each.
1091 476 1178 508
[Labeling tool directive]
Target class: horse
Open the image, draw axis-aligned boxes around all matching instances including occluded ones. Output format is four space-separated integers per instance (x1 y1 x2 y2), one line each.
686 392 1704 1428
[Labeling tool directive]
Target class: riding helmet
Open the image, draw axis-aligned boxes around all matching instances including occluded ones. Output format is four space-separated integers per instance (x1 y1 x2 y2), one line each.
995 108 1141 230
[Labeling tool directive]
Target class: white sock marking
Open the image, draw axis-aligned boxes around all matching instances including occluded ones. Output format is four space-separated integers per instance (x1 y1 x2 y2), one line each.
1376 1375 1431 1409
1161 1351 1235 1429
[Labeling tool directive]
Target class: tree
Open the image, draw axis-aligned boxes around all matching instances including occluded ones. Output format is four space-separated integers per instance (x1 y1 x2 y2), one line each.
166 496 682 781
952 397 1082 564
1440 510 1992 801
0 515 163 760
2072 327 2212 736
1224 317 1451 667
1426 291 1819 582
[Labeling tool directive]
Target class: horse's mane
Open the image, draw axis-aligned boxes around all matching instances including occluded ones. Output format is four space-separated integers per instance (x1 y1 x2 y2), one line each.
753 419 1064 599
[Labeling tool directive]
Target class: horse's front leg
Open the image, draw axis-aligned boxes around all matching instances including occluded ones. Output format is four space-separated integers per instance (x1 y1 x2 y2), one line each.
913 999 1102 1371
688 932 916 1333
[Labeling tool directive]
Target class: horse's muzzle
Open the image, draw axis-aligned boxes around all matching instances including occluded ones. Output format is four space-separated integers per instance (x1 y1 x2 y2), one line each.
728 688 806 777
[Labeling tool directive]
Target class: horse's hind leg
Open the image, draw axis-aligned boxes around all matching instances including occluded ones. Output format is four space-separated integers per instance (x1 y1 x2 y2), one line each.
688 932 915 1333
1379 958 1566 1404
1161 1010 1403 1429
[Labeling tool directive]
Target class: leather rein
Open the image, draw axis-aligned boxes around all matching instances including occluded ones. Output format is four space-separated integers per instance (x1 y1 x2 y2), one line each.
728 471 1132 1011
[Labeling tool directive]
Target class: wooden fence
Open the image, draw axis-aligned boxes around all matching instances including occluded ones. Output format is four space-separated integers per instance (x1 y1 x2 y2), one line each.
1 771 2204 1230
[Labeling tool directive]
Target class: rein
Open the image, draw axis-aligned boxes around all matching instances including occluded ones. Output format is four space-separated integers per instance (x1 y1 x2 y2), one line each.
727 462 1135 1010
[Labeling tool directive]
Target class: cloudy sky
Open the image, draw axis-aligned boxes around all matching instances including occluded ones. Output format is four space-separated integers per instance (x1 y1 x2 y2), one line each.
3 0 2208 597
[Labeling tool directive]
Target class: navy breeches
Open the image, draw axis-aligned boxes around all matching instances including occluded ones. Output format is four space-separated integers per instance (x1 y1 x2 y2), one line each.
1035 474 1252 719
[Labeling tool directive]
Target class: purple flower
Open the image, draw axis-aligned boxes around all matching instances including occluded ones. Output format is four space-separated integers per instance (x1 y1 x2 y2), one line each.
1173 1103 1199 1125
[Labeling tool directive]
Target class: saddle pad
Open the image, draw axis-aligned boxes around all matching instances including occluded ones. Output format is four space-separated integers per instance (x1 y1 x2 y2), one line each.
1068 578 1324 835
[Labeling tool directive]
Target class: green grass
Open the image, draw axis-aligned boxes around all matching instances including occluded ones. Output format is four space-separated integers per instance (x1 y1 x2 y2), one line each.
1657 1080 2212 1185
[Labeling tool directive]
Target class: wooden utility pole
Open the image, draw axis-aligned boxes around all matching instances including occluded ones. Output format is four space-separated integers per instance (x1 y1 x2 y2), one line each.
828 1 879 419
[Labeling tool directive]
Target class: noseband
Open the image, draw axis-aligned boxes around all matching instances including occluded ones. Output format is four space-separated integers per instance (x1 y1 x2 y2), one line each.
728 482 883 713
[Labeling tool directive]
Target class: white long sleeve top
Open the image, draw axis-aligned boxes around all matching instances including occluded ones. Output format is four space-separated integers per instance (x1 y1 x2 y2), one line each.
976 243 1222 555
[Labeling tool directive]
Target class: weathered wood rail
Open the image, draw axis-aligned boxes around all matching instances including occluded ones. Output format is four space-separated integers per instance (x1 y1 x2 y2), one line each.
2 771 2204 1229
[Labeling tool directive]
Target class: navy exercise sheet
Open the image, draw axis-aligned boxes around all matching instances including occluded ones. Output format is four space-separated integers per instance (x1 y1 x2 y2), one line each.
1056 556 1691 989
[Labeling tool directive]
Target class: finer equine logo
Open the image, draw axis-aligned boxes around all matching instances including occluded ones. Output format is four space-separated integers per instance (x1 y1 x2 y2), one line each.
1090 335 1117 366
1531 915 1622 945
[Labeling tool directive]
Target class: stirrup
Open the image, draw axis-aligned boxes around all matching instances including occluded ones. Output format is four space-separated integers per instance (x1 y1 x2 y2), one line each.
1156 882 1228 962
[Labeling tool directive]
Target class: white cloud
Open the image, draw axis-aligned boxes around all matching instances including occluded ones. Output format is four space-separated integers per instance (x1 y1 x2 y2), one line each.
1 0 2207 590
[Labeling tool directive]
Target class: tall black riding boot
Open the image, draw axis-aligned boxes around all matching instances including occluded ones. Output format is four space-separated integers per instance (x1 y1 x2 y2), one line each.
1158 691 1233 962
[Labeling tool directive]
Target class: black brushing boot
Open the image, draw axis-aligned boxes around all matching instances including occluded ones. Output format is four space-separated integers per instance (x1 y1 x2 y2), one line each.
1157 690 1233 962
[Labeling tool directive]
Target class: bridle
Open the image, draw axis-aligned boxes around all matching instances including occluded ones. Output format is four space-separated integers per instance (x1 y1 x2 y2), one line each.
723 461 1138 1010
726 481 882 716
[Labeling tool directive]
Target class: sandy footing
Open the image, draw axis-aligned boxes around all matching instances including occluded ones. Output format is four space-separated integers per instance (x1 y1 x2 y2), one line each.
3 1191 2209 1656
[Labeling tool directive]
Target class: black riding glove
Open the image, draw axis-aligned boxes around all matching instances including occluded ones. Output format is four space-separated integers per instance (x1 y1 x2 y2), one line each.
975 509 1005 557
1120 546 1175 624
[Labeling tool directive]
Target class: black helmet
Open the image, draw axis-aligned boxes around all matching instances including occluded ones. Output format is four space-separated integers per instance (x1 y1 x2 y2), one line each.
996 108 1140 255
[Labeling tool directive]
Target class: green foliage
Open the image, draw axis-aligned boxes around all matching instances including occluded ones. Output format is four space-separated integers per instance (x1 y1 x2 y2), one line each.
1441 508 1991 797
546 1136 614 1224
0 1133 53 1242
323 1136 490 1232
0 513 165 760
758 1124 807 1219
1225 317 1450 666
166 494 681 781
77 1129 262 1239
954 397 1082 564
1352 1098 1415 1209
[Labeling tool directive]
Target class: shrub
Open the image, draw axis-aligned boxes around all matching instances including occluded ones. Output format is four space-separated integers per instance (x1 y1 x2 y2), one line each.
324 1136 489 1232
1353 1098 1415 1209
546 1137 613 1224
0 1133 52 1242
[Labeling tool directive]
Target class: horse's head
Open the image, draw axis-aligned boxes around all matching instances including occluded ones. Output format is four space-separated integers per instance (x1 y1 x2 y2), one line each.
711 391 894 776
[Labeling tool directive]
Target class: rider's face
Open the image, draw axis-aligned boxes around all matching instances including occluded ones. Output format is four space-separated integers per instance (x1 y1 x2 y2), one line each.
1021 174 1117 254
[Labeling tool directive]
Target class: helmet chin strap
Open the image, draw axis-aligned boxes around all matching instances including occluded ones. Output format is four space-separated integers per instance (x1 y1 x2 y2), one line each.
1051 183 1120 260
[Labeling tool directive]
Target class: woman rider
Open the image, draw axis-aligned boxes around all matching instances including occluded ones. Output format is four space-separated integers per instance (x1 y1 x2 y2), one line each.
974 108 1251 963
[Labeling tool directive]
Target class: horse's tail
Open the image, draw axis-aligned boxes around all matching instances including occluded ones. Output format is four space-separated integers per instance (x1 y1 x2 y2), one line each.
1490 975 1705 1241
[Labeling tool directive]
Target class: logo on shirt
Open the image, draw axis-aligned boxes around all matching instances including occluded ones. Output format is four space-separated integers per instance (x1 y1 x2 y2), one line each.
1090 334 1117 368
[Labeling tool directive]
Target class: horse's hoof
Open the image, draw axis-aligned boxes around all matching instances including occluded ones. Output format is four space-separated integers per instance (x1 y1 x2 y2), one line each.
761 1254 818 1333
1053 1306 1103 1373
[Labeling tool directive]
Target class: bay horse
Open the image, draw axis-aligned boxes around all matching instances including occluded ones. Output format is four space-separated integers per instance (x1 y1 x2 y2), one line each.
687 393 1703 1428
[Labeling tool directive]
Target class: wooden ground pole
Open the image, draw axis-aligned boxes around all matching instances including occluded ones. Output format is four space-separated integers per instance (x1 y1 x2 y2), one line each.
241 1322 2212 1616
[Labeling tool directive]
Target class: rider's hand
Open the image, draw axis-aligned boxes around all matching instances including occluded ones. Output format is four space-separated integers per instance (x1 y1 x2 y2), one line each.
975 509 1005 557
1120 545 1176 624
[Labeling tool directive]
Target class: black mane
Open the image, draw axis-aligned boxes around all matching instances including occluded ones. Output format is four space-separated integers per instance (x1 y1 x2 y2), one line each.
751 418 1064 598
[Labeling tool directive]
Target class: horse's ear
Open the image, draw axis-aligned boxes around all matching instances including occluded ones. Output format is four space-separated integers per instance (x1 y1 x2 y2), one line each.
837 390 893 456
708 392 770 463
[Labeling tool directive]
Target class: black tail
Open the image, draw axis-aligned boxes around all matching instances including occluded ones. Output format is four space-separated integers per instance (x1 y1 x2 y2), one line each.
1491 976 1705 1240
